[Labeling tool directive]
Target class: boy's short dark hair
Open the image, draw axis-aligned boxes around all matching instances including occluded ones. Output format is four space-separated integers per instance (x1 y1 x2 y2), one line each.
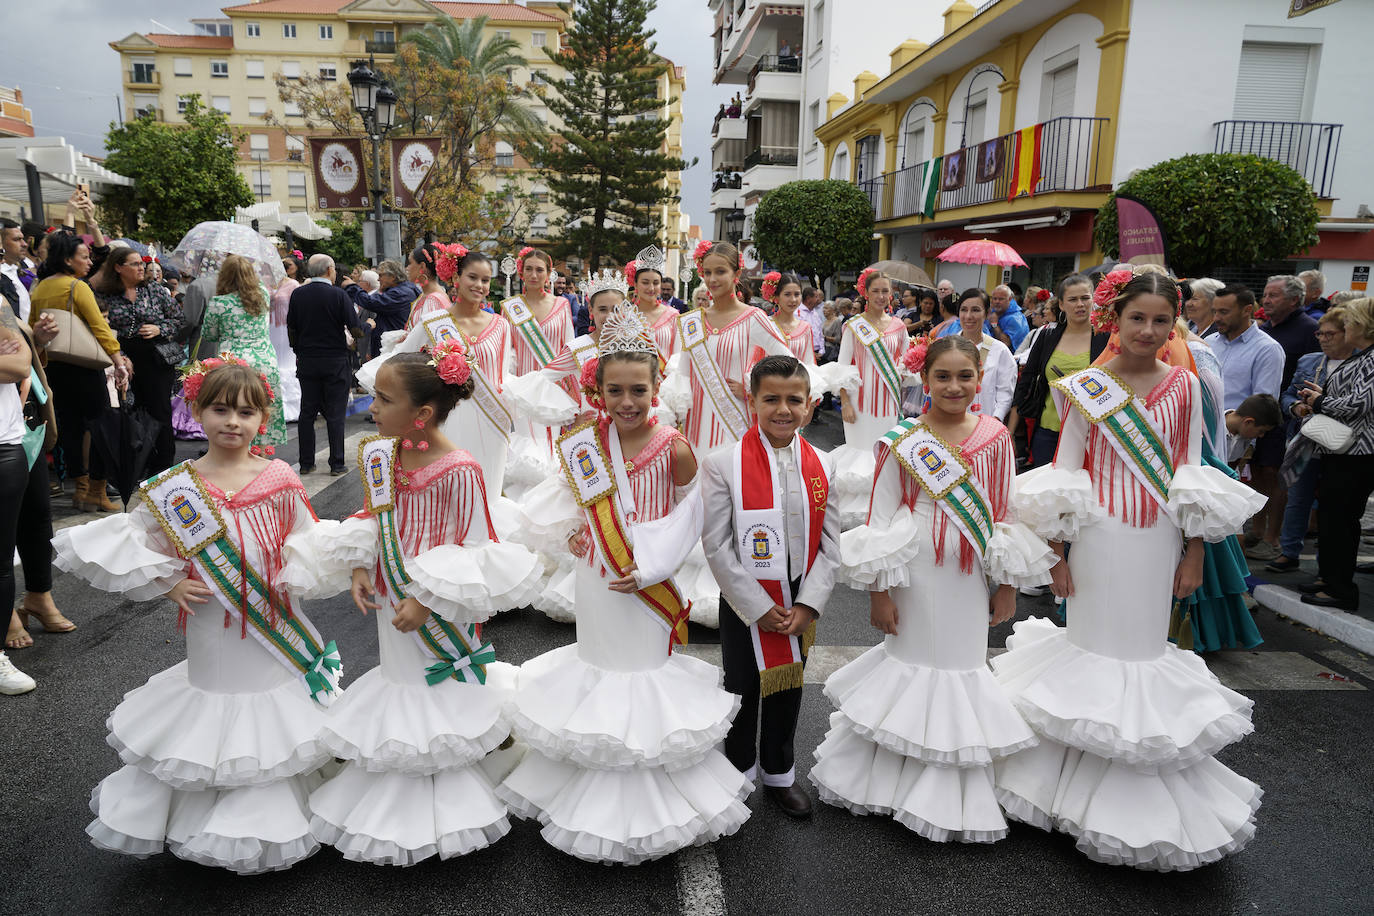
1236 393 1281 429
749 354 809 394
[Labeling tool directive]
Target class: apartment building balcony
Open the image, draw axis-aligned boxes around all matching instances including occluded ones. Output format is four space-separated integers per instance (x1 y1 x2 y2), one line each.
126 69 160 88
742 144 798 195
711 171 744 213
127 106 164 122
872 116 1108 222
713 0 805 85
712 111 747 142
1213 120 1342 199
744 56 802 108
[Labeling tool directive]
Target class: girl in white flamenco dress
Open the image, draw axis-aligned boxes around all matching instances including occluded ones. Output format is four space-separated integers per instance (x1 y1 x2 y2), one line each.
502 247 577 501
812 336 1054 842
356 246 526 544
55 359 344 875
509 271 721 627
992 270 1268 871
498 305 750 864
818 270 912 529
284 349 541 866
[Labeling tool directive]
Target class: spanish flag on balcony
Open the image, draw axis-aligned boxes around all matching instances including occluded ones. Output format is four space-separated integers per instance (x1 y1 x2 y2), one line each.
1007 124 1043 201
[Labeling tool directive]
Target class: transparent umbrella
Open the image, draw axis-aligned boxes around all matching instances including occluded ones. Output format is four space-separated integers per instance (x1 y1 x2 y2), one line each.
168 221 285 287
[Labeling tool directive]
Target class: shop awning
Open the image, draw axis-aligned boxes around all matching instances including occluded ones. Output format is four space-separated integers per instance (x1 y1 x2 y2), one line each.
0 136 133 206
234 201 332 241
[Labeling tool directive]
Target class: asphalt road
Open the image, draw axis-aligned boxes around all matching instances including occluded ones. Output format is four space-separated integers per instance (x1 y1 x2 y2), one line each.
5 407 1373 915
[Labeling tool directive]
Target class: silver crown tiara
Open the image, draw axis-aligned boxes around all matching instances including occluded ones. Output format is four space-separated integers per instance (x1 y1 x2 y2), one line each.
634 244 666 274
599 300 659 357
580 267 629 301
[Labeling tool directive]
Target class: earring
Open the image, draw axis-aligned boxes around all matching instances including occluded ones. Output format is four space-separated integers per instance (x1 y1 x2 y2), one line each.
402 439 414 450
651 396 660 407
976 384 982 393
257 424 267 436
1168 329 1177 341
413 417 425 429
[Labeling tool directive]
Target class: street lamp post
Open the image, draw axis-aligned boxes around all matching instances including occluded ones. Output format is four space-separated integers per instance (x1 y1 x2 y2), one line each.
347 58 398 266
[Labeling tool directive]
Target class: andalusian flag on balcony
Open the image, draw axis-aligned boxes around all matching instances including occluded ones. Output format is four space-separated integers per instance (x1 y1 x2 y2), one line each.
920 155 943 219
1008 124 1043 201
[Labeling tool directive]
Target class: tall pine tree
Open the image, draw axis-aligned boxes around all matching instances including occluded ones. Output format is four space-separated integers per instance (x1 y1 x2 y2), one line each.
537 0 687 270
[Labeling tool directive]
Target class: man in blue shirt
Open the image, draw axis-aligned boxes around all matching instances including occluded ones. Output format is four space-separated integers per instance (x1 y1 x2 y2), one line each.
936 284 1029 350
1204 284 1285 410
340 259 419 356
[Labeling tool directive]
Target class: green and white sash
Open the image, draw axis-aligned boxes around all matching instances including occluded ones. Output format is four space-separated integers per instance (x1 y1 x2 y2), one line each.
422 311 514 444
504 296 558 367
142 463 342 705
882 419 996 558
361 435 496 687
850 315 904 405
1053 367 1173 510
680 309 749 441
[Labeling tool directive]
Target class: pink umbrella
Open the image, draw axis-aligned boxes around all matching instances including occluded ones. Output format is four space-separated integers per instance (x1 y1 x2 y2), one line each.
936 238 1027 268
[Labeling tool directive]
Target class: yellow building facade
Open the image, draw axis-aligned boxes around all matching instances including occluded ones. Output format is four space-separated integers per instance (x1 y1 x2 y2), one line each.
816 0 1131 292
110 0 573 242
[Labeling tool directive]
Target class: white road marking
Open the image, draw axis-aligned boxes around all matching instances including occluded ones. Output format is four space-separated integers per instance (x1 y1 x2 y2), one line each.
675 843 728 916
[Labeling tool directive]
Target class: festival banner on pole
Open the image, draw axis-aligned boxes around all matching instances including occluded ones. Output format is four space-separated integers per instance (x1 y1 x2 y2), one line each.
1289 0 1344 17
1115 194 1169 267
309 138 369 211
389 138 442 211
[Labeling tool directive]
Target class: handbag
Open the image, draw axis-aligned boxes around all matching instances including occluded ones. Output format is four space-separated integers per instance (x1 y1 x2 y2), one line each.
154 338 186 367
42 280 114 370
1300 414 1355 453
19 366 47 469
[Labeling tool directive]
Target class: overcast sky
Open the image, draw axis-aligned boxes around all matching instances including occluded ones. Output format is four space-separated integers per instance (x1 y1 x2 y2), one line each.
0 0 727 230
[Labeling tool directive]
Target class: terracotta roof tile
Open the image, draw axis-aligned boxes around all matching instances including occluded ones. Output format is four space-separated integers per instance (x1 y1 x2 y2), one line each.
432 3 562 23
221 1 347 13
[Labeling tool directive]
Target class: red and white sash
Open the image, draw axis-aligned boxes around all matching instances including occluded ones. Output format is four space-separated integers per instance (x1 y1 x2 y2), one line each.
731 425 827 696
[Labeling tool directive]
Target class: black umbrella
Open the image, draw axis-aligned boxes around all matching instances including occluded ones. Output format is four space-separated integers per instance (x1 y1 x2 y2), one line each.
90 391 161 506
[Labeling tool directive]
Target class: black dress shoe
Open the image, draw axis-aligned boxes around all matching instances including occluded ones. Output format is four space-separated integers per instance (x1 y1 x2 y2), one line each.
1298 580 1328 595
764 784 813 819
1265 556 1302 574
1356 563 1374 575
1301 592 1358 611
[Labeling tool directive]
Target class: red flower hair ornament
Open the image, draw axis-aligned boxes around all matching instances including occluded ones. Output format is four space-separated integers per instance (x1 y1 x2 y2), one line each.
180 355 275 427
433 242 468 283
1036 288 1052 302
426 341 472 387
856 267 878 299
760 270 781 302
624 260 638 285
515 246 537 277
579 357 604 410
1090 269 1134 335
902 335 931 375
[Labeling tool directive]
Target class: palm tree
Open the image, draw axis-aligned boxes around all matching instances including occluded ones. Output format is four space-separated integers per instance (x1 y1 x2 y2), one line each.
399 15 544 145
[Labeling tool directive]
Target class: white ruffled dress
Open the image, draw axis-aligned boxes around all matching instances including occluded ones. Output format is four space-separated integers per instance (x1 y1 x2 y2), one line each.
992 367 1268 871
813 417 1054 842
815 315 912 529
498 418 751 864
504 295 576 501
54 461 335 875
282 448 542 866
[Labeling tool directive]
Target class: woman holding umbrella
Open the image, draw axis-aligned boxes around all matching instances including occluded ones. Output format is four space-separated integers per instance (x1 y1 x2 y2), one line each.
91 246 185 478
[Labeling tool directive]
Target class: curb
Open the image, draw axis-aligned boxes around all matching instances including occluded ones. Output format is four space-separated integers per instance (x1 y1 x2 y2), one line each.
1254 584 1374 655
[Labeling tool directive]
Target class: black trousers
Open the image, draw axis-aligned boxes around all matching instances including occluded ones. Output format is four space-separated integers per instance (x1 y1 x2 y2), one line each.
1316 452 1374 603
296 354 350 472
44 362 107 479
0 444 50 614
719 582 807 781
124 339 177 478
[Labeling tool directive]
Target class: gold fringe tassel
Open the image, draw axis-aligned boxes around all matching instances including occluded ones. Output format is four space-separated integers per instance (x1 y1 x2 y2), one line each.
759 661 804 698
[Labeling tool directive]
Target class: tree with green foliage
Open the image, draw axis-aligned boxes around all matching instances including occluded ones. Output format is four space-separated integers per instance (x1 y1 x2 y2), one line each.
534 0 688 270
101 95 254 245
1094 153 1320 276
301 216 365 270
753 180 875 282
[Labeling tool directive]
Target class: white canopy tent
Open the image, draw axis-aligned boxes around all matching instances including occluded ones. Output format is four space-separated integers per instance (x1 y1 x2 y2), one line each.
0 136 132 214
234 201 332 242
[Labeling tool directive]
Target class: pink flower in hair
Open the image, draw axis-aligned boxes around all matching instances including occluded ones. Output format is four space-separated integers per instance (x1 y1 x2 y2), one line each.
760 271 781 302
516 246 537 277
1090 269 1133 335
435 243 468 283
624 260 638 284
692 238 714 273
428 341 471 386
856 267 877 299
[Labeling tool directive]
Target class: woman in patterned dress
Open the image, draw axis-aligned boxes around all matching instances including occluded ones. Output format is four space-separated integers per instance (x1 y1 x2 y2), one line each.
202 254 286 449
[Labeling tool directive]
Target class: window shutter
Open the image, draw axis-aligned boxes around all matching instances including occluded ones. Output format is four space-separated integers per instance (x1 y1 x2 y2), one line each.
1234 42 1309 121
